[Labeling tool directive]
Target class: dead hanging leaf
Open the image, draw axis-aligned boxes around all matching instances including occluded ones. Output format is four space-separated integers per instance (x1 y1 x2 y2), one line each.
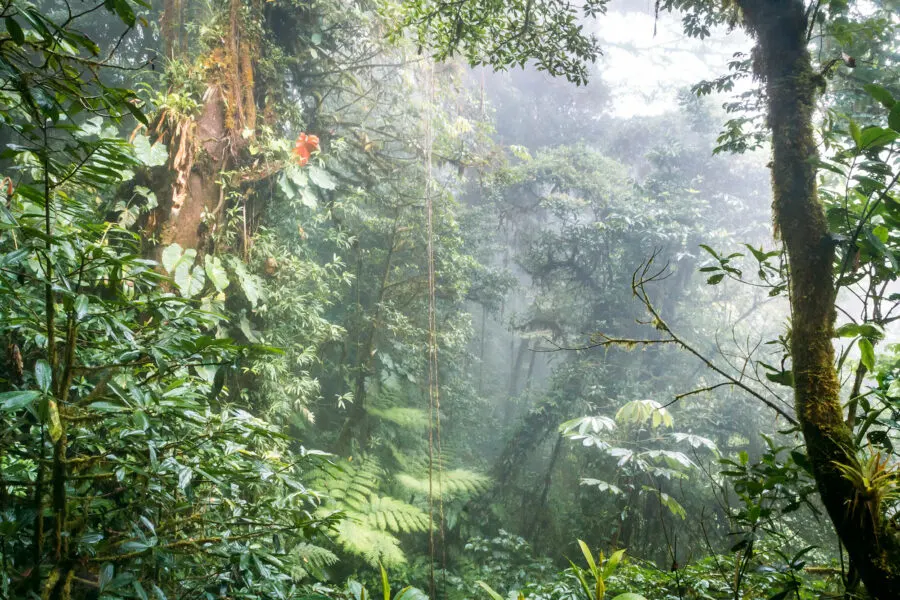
170 118 196 216
128 123 146 143
47 399 63 442
264 257 278 276
9 343 23 378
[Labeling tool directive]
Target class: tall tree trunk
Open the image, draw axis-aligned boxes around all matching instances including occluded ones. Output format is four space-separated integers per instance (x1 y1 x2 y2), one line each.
153 0 258 254
478 304 486 394
523 342 538 396
161 0 183 60
528 436 563 537
739 1 900 595
508 338 529 398
158 86 229 251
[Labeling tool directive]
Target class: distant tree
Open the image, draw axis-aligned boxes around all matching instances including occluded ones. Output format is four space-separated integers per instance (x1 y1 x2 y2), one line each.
397 0 900 595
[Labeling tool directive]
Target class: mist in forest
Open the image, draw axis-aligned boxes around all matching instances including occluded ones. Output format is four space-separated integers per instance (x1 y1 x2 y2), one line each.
2 0 899 598
451 1 797 563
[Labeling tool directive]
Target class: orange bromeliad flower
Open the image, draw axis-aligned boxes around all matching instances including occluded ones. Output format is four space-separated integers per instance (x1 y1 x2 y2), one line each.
293 133 320 166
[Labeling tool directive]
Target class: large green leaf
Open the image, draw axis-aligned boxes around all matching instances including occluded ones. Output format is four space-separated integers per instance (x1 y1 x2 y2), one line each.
601 549 625 579
890 103 900 133
858 126 898 150
46 399 63 442
229 258 262 307
0 390 39 412
204 255 229 292
35 359 52 393
5 17 24 45
859 338 876 371
104 0 136 27
173 249 204 297
132 134 168 167
475 582 505 600
865 83 895 109
308 165 337 190
394 588 427 600
835 322 884 340
161 243 183 274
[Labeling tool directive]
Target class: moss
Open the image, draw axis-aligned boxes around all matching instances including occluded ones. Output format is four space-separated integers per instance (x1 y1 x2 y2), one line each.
738 0 900 595
240 40 257 134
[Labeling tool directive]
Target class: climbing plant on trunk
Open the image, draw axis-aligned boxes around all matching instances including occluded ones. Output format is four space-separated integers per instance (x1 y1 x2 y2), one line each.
736 0 900 595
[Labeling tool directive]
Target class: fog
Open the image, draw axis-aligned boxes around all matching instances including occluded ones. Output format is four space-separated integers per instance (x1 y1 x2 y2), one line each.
2 0 898 598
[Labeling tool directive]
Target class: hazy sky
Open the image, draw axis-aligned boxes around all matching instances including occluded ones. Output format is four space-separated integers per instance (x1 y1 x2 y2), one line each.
593 5 754 117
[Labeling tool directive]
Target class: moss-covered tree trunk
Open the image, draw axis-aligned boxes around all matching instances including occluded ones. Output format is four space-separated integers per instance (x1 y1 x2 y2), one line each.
153 0 258 254
738 1 900 595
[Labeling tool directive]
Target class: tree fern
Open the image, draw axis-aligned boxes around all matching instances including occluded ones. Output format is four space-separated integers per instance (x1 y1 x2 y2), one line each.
392 451 491 499
290 542 339 579
356 494 430 533
396 469 491 498
334 519 406 567
310 457 382 507
293 542 339 570
311 456 430 567
367 381 429 430
368 405 429 429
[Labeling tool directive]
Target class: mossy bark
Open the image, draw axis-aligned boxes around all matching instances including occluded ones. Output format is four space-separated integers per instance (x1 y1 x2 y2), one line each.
158 86 229 251
738 1 900 595
154 0 258 253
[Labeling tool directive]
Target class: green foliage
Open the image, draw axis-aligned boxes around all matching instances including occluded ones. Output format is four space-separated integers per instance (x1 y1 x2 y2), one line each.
1 0 898 596
561 401 716 528
368 406 430 430
0 111 332 598
311 458 430 566
334 520 408 569
391 0 609 85
391 450 491 501
469 540 648 600
0 3 339 596
614 401 674 430
567 540 627 600
395 469 491 499
335 566 428 600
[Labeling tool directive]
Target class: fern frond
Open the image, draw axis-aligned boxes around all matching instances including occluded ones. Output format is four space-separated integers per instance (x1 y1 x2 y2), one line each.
368 406 429 429
392 448 456 472
396 469 491 499
350 494 430 533
336 519 406 567
309 456 382 506
293 542 339 570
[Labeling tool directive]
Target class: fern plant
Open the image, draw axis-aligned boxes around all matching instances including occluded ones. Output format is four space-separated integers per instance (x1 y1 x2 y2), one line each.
320 379 491 565
392 450 491 500
311 457 431 567
291 542 340 580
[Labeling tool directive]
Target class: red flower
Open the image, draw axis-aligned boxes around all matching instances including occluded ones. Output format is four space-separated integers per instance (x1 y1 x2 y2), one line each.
293 133 320 166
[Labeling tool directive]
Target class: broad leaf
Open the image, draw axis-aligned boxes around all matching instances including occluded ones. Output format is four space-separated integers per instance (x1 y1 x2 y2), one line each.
309 166 337 190
161 243 183 274
0 390 39 412
204 255 229 292
35 359 52 393
859 338 876 371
